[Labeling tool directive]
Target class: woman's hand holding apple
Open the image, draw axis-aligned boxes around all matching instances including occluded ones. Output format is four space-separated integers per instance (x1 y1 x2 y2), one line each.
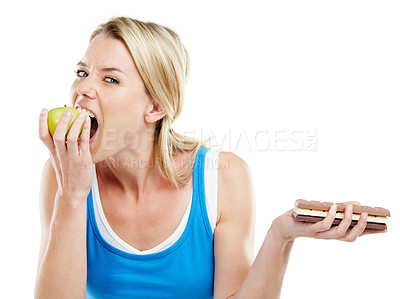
39 108 93 200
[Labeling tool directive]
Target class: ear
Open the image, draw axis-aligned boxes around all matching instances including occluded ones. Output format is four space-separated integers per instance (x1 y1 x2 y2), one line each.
144 100 166 124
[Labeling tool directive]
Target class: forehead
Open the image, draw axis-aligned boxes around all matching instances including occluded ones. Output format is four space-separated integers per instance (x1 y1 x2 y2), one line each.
81 34 134 69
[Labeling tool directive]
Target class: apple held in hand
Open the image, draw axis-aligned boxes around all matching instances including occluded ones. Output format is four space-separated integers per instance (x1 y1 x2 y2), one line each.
47 106 81 137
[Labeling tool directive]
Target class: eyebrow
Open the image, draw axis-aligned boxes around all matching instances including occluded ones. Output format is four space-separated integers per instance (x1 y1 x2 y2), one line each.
76 61 126 75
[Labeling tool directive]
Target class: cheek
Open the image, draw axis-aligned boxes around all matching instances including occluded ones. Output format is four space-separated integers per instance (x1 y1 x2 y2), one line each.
102 118 140 149
108 112 143 145
123 131 136 144
109 96 147 124
70 82 78 105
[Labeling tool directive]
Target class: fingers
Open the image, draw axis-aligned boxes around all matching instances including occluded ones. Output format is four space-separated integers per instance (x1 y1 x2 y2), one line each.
39 108 62 181
53 110 74 155
334 204 354 237
67 112 87 154
38 109 55 152
343 213 387 239
343 213 368 242
314 206 380 242
314 204 354 239
79 115 91 152
309 204 337 233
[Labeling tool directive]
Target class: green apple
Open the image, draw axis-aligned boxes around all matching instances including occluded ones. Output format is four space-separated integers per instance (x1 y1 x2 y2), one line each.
47 106 81 137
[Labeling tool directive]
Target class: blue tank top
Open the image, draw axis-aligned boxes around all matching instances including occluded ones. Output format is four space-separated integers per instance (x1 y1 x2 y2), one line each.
86 146 214 298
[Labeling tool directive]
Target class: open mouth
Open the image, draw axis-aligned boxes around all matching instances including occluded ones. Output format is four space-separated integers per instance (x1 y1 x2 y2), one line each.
76 107 99 141
89 116 99 140
89 115 98 140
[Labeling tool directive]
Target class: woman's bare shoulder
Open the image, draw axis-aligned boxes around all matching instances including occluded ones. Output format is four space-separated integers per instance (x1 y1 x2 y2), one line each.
217 151 255 224
218 151 252 181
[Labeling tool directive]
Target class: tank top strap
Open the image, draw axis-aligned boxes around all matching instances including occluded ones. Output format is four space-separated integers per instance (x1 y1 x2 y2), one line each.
192 145 213 243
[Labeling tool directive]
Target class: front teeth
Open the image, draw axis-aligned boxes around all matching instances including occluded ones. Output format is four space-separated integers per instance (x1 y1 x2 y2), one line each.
76 107 95 118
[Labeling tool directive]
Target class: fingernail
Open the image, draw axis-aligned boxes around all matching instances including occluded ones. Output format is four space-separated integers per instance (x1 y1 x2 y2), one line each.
65 110 73 116
41 108 47 114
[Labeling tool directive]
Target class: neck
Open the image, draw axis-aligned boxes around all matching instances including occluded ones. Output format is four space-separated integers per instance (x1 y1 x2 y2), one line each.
96 139 168 198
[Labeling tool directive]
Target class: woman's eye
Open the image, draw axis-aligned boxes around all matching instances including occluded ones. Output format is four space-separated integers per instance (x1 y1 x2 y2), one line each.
105 77 119 84
75 70 88 77
73 70 118 84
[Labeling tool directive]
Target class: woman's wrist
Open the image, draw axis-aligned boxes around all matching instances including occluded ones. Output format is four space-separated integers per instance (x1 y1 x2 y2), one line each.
53 189 88 218
268 214 296 245
56 188 89 203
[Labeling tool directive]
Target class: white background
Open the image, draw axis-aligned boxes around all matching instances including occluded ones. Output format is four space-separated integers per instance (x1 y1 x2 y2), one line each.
1 0 399 298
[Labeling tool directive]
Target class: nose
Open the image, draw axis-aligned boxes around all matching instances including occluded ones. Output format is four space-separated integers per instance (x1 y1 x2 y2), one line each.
76 75 97 99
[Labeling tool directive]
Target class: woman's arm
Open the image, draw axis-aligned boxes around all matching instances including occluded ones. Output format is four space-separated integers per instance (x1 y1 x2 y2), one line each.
35 109 93 299
214 151 291 298
35 160 88 298
213 152 256 299
233 225 294 299
213 152 384 299
233 205 375 299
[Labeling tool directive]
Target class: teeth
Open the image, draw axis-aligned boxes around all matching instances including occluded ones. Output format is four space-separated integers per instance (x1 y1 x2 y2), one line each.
76 107 95 118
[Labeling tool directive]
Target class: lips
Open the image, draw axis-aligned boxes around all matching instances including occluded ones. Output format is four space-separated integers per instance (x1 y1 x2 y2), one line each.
75 106 99 141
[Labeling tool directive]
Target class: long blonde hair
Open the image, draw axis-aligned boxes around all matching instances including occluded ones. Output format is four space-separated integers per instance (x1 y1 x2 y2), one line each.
90 17 211 189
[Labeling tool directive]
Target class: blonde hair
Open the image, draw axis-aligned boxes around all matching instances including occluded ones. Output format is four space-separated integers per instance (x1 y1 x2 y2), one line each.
90 17 212 189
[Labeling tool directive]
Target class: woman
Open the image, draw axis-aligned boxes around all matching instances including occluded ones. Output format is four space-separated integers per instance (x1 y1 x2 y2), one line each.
35 17 384 298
